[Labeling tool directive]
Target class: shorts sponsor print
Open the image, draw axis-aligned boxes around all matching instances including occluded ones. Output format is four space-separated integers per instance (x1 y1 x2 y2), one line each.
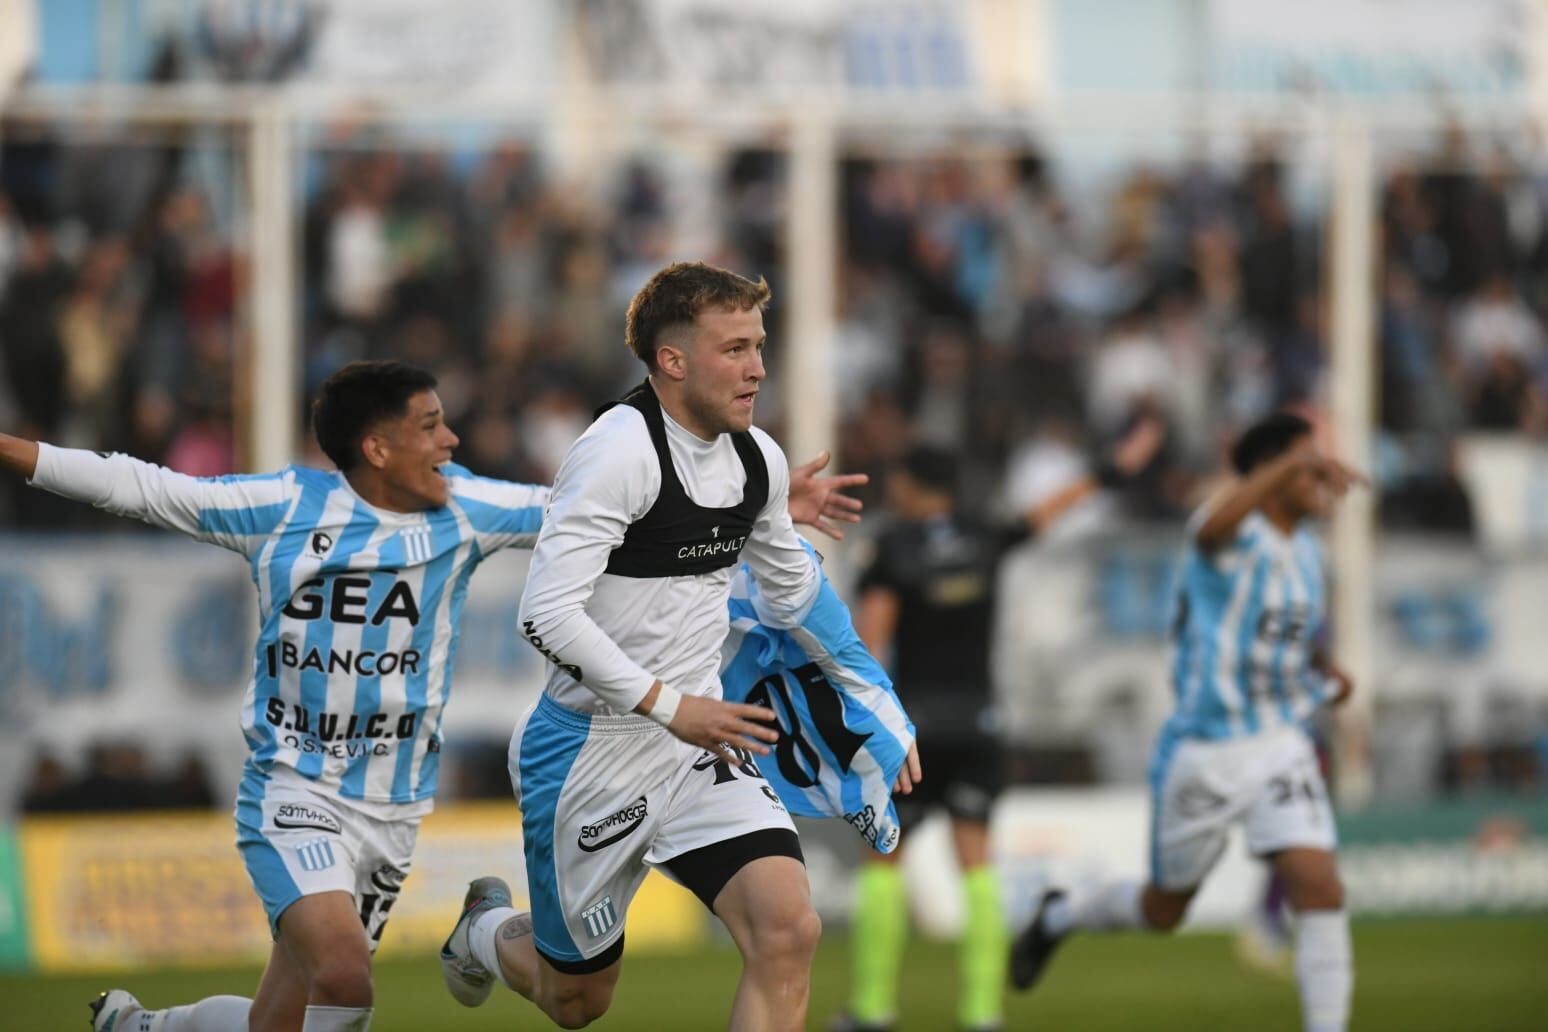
235 765 420 946
511 695 794 967
1148 724 1336 891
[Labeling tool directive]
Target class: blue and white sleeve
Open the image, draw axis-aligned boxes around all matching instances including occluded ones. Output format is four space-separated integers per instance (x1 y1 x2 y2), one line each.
28 443 293 557
443 463 549 552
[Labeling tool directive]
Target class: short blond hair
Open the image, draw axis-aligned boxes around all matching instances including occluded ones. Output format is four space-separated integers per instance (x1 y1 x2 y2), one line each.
625 261 771 371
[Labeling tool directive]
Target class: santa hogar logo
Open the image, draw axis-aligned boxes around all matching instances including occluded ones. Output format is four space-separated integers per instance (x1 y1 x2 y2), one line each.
577 796 648 852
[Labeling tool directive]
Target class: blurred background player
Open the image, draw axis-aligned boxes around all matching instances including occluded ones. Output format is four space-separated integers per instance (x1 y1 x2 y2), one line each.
1009 412 1363 1032
833 417 1163 1032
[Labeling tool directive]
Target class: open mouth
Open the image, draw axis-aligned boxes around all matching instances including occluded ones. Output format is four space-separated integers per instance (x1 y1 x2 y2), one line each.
735 391 758 406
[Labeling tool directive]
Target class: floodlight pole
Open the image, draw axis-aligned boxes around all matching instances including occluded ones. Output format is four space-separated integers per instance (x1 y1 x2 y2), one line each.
1328 113 1377 808
247 99 299 471
786 111 838 468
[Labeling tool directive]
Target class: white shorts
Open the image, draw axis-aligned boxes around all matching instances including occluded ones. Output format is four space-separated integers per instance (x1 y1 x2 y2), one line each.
235 765 422 947
510 695 798 972
1148 725 1336 892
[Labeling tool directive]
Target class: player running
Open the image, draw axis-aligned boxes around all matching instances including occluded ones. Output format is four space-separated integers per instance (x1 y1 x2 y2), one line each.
0 359 862 1032
438 261 920 1032
1008 412 1362 1032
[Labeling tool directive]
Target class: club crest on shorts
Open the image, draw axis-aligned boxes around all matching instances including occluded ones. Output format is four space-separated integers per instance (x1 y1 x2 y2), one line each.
581 896 618 939
296 837 336 872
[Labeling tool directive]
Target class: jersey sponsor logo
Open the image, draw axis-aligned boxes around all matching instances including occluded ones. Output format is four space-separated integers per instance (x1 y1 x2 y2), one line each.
577 796 648 852
273 802 342 834
282 576 421 626
296 837 336 872
264 700 419 758
522 620 583 681
676 534 747 561
580 896 618 939
264 639 423 678
845 803 898 851
310 531 334 556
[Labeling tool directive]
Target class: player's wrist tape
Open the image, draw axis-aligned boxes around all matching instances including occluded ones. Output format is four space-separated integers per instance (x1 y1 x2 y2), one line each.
645 684 682 727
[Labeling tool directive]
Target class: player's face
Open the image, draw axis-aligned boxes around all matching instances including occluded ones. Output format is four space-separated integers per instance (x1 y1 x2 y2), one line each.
680 305 766 435
375 390 460 509
1284 438 1334 520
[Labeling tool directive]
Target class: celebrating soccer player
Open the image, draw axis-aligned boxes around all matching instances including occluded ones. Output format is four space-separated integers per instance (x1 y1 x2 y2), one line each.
1009 412 1363 1032
0 358 864 1032
438 262 920 1032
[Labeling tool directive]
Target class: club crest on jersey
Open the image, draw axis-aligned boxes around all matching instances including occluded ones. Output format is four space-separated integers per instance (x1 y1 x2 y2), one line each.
402 526 434 564
581 896 618 939
311 531 333 556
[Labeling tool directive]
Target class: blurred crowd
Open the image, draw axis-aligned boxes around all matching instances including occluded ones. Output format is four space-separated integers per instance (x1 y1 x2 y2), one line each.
21 744 214 814
4 120 1545 536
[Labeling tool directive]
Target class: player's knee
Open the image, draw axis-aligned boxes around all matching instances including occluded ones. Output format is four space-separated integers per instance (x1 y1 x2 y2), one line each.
1290 873 1344 912
746 901 822 971
308 954 374 1009
544 979 613 1029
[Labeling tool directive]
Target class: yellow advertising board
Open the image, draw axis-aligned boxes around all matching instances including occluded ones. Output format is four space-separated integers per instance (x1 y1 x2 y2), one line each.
18 802 704 972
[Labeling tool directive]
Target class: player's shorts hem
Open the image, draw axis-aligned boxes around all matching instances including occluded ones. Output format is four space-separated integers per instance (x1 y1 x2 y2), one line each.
661 828 804 911
537 933 625 974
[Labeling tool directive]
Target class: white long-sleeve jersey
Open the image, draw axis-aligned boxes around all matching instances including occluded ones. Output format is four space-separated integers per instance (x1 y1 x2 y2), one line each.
28 444 548 810
518 404 820 714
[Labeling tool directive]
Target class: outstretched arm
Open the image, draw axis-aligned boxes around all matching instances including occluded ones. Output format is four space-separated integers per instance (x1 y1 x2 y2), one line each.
5 434 292 555
1195 441 1364 552
0 433 41 479
1022 415 1167 535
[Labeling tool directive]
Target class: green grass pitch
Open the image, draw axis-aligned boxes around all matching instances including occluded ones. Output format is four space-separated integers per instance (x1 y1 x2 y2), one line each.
4 917 1542 1030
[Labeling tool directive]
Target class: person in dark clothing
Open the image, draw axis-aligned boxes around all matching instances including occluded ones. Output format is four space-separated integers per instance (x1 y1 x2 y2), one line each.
833 419 1163 1032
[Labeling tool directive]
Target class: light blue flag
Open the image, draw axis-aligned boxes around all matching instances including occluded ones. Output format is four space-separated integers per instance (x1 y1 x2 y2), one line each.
721 545 915 854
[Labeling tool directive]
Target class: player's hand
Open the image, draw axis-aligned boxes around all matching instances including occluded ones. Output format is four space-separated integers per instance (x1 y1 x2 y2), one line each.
788 450 867 541
1316 455 1368 497
1323 664 1355 707
1111 413 1167 477
892 741 922 795
668 693 781 764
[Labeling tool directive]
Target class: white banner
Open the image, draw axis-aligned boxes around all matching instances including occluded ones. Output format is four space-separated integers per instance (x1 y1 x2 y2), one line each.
1206 0 1532 101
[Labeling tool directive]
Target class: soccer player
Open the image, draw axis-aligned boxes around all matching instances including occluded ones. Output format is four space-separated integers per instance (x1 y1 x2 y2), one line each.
439 261 920 1032
833 420 1163 1032
0 360 862 1032
1009 412 1362 1032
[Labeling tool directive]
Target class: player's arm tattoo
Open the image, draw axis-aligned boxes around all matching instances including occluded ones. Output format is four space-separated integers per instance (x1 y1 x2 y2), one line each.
501 913 534 940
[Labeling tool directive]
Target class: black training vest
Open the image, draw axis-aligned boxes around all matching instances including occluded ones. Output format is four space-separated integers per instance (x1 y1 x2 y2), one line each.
599 380 769 579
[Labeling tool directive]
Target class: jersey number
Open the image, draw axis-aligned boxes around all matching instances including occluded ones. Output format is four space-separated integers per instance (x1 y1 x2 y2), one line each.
745 662 871 789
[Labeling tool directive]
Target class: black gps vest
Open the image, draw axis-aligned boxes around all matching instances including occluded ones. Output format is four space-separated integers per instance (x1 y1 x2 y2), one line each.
599 380 768 579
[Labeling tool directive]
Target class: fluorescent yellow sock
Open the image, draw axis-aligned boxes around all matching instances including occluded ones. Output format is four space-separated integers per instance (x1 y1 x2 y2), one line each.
959 865 1008 1029
850 862 908 1024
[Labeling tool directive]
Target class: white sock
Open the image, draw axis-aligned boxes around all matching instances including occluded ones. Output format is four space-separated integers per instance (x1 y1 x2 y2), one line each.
301 1005 373 1031
135 996 252 1032
1294 910 1352 1032
1051 879 1145 935
469 905 521 983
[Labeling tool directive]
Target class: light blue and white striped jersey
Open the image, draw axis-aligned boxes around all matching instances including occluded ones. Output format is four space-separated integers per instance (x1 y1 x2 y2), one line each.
29 446 547 808
721 544 916 854
1166 510 1335 742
